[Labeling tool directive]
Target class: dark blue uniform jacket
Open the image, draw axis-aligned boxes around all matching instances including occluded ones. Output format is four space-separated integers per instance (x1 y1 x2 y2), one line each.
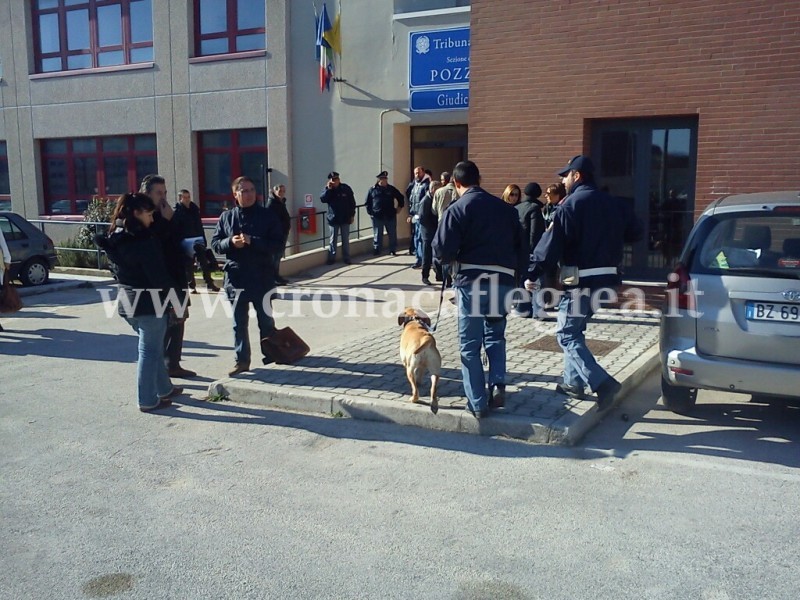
432 186 529 288
527 182 643 289
320 183 356 225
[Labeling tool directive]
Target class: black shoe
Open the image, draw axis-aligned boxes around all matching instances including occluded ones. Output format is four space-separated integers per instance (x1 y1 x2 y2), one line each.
390 251 397 256
555 382 586 400
326 257 335 265
275 277 290 285
168 367 197 378
488 384 506 409
412 263 422 270
421 277 432 286
159 386 184 400
407 249 414 255
373 249 380 256
139 398 173 413
465 405 490 419
595 377 622 411
343 259 352 265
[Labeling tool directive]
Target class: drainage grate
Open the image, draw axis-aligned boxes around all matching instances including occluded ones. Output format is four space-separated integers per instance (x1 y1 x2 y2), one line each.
521 336 621 357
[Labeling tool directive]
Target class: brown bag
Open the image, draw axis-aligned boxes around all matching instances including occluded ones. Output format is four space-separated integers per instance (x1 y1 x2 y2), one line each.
0 277 23 314
260 327 310 364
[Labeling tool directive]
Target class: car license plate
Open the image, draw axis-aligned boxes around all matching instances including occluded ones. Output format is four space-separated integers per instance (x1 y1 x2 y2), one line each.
745 301 800 322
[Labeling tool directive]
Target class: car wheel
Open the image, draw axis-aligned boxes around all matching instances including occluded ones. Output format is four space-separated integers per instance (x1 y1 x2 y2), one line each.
20 258 50 286
661 375 698 413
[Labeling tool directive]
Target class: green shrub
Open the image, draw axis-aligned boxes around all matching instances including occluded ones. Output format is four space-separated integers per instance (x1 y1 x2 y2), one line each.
56 197 117 269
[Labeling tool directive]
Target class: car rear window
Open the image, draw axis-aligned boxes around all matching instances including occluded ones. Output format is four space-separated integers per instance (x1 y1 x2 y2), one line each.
693 211 800 277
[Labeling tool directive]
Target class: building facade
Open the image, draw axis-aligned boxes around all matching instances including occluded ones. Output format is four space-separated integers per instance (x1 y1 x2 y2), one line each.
0 0 471 252
468 0 800 277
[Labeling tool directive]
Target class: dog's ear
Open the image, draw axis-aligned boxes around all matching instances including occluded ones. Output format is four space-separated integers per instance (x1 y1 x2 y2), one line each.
397 314 407 326
420 315 432 327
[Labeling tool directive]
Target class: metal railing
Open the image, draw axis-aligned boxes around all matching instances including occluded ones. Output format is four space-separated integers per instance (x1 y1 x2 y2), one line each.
29 207 376 270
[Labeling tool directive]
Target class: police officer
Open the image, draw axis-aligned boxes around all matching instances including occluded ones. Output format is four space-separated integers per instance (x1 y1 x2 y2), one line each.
365 171 404 256
320 172 357 265
433 160 529 418
525 155 643 411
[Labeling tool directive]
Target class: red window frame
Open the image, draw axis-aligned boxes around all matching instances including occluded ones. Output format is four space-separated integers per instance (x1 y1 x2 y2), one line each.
41 134 158 215
0 141 10 211
32 0 153 73
193 0 266 57
197 129 267 217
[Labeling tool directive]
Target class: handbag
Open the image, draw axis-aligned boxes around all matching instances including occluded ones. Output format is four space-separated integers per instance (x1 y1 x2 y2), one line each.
0 276 23 314
260 327 310 365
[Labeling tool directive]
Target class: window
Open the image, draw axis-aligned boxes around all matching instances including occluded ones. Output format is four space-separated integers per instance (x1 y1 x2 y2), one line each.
194 0 265 57
33 0 153 73
41 134 157 214
198 129 267 216
0 141 9 211
394 0 470 14
0 215 27 242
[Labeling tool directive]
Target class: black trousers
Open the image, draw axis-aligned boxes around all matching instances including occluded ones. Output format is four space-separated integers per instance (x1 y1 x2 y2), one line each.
164 320 185 369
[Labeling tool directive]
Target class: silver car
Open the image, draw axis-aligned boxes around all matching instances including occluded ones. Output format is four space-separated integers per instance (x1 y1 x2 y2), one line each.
659 191 800 412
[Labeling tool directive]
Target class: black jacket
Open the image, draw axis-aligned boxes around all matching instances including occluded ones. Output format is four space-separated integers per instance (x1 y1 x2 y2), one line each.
365 184 404 220
95 224 178 318
211 204 284 293
516 196 546 253
432 186 529 288
527 182 643 289
172 201 205 239
267 192 291 239
320 183 357 225
418 192 438 239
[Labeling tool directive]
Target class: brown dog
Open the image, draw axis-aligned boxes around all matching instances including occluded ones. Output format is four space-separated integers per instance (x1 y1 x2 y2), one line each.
398 308 441 414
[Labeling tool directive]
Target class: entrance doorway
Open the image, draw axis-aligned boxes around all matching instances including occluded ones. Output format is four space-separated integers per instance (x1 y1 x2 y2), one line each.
591 117 698 279
411 125 468 182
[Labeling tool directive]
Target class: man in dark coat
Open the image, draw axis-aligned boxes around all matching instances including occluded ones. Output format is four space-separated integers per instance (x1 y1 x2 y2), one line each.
320 171 356 265
172 189 219 292
526 155 643 411
140 174 196 379
433 161 529 418
365 171 404 255
211 176 285 376
266 184 291 285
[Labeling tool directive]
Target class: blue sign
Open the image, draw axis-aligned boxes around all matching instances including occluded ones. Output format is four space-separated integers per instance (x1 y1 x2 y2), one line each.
409 26 470 89
409 87 469 112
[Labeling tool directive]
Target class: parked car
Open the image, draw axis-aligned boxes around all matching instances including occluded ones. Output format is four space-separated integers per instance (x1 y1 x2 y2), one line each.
660 191 800 412
0 211 58 286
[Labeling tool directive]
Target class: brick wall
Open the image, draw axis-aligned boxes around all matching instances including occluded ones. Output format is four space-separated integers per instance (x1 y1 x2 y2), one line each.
469 0 800 213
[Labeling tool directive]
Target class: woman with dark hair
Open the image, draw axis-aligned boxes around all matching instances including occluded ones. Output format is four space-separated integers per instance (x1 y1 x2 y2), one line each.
95 193 183 412
542 182 567 225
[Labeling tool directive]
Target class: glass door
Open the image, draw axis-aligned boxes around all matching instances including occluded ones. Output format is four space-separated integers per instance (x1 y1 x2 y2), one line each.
592 117 698 279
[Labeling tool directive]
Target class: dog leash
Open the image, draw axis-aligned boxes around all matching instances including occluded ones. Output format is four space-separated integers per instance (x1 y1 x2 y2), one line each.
429 274 448 333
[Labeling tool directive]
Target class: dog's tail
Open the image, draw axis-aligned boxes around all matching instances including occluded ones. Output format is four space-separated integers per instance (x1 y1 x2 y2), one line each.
430 373 440 415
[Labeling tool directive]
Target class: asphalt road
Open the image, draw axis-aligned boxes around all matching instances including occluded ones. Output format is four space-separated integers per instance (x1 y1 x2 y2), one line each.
2 283 799 600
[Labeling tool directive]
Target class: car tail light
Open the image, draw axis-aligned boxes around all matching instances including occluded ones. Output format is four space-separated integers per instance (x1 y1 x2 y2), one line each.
772 206 800 214
669 366 694 376
666 262 694 311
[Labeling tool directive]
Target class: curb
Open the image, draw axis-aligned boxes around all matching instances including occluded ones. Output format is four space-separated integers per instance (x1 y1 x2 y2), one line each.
208 343 661 445
17 278 110 298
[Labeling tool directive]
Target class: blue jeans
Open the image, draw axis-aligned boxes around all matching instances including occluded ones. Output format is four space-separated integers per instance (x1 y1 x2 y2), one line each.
456 277 513 411
328 223 351 260
228 288 275 365
372 216 397 253
556 289 610 391
125 314 173 409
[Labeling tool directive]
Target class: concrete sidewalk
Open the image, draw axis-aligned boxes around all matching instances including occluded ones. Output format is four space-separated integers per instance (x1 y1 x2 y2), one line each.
209 254 661 445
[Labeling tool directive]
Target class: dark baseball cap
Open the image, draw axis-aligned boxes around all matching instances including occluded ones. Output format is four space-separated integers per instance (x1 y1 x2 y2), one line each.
376 171 388 179
557 155 594 177
327 171 340 180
